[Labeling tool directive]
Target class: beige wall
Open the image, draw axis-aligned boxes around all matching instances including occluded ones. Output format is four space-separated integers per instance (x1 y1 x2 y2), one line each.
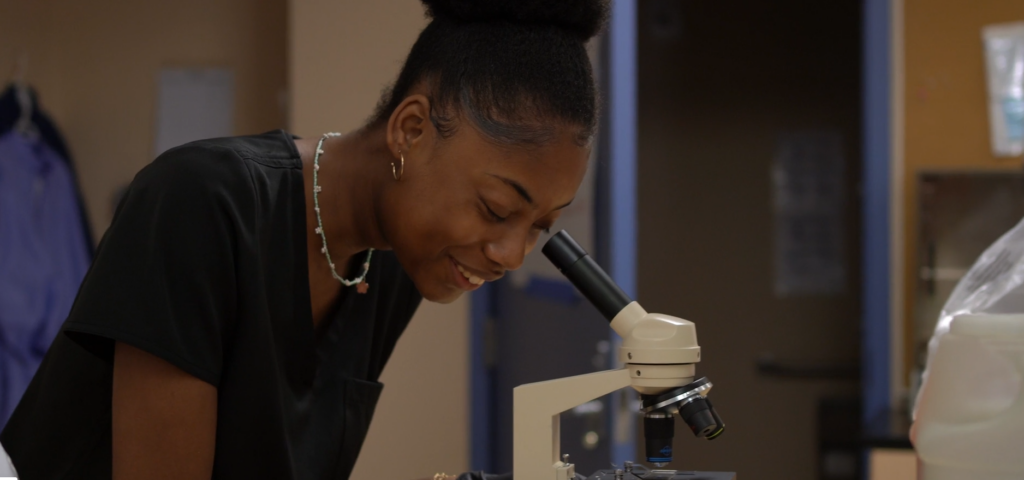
289 2 470 479
901 0 1024 381
1 0 288 235
868 448 918 480
290 0 427 136
0 1 63 128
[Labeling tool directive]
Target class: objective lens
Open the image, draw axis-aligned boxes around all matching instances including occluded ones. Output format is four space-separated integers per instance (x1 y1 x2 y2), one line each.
705 398 725 440
644 411 675 464
678 397 718 438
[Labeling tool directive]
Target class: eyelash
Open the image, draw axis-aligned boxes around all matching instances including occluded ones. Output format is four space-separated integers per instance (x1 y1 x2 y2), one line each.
484 203 507 223
482 201 551 233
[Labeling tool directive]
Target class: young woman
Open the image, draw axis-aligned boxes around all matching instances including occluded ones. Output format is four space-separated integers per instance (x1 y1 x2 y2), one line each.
0 0 608 478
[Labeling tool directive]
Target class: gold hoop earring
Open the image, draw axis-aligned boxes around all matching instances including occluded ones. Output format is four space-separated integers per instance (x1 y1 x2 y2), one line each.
392 151 405 181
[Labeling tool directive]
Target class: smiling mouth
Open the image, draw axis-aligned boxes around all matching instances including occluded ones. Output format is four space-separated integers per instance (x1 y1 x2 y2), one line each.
454 261 486 286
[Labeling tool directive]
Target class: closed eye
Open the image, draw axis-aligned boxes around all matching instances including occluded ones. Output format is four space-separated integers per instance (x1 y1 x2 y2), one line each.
482 201 507 222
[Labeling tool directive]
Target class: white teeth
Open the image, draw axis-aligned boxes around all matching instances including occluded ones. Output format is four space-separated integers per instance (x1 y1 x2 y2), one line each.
456 262 485 285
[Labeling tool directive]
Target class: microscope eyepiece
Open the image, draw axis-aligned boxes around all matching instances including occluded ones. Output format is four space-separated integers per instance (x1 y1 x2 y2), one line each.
542 230 632 321
541 230 589 268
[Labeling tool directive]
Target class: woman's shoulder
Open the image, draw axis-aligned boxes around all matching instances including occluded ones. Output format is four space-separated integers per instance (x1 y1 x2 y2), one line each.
147 130 297 176
132 130 299 200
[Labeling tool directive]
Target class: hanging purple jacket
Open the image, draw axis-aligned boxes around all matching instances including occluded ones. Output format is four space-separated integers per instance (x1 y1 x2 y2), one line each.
0 131 90 427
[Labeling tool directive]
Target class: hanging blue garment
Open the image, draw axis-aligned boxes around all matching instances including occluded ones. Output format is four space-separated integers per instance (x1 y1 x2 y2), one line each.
0 131 90 428
0 84 94 253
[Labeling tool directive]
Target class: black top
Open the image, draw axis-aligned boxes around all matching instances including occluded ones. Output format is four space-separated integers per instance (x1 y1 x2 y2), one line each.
1 130 423 480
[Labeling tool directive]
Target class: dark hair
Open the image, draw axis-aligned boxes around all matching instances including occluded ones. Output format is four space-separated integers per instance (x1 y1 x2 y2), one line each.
368 0 609 146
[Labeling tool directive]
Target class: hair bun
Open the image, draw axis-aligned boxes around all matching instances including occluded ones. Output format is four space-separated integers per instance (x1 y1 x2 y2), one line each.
421 0 609 41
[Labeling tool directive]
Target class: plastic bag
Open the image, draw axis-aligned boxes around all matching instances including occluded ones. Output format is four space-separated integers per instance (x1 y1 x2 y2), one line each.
913 215 1024 418
0 443 15 477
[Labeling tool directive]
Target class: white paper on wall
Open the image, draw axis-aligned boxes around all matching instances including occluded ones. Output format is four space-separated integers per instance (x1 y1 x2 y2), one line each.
153 68 235 157
982 22 1024 158
772 130 847 296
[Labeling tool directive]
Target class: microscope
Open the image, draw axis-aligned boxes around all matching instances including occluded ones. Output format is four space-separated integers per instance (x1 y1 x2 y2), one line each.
512 231 734 480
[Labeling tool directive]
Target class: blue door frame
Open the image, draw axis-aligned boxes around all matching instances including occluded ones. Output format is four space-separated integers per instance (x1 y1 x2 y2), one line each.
861 0 893 426
606 0 639 468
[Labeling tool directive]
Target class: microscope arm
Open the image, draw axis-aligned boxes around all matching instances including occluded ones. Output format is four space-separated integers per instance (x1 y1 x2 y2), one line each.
513 368 632 480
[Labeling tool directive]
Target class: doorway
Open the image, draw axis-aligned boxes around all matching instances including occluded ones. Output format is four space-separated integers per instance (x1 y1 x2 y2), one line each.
637 1 864 479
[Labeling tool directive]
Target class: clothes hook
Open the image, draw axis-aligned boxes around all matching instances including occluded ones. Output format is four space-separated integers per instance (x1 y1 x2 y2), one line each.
12 51 38 139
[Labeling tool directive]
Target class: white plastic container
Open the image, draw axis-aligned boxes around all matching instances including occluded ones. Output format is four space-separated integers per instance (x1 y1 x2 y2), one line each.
913 314 1024 479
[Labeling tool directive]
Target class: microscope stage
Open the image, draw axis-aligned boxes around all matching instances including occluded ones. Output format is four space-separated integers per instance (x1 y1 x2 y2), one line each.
585 470 735 480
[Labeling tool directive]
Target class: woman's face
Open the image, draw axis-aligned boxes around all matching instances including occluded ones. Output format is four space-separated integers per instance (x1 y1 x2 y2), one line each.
382 113 589 304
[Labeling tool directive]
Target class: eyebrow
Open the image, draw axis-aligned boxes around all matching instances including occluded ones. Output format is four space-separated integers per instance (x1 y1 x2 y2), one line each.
489 174 574 210
491 174 534 205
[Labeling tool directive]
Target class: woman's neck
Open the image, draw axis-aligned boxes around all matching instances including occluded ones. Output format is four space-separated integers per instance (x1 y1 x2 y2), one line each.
304 127 392 262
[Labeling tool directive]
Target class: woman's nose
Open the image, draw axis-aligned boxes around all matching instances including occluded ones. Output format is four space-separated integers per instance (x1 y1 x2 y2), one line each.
484 233 527 272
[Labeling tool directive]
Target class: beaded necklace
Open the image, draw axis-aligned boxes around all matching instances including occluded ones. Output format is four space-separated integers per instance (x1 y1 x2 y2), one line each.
312 133 373 293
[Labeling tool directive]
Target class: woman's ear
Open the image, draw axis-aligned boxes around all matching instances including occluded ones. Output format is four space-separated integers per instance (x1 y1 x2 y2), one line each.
386 94 432 157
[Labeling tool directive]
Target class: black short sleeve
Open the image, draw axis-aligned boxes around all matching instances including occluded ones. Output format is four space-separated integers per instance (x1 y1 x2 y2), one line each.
64 144 252 386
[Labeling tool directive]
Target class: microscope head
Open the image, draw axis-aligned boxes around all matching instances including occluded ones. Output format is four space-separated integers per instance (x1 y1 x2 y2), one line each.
543 230 725 466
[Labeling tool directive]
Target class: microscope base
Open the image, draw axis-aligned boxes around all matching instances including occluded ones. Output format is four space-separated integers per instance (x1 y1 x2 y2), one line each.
585 470 736 480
